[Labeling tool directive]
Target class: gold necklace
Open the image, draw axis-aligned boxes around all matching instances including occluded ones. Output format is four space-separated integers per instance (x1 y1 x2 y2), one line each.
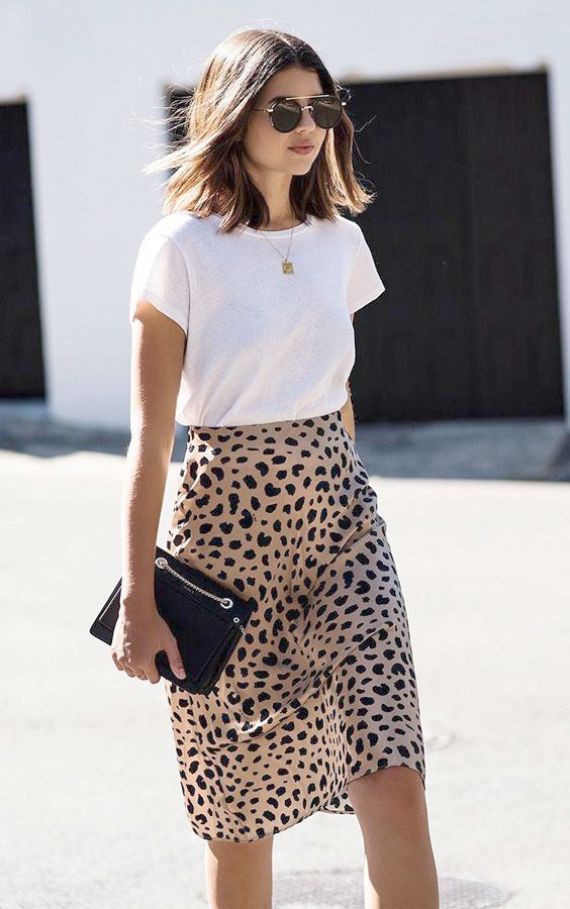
258 215 295 274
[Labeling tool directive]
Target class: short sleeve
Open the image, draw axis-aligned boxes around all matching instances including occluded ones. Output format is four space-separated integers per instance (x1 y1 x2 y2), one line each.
347 228 386 314
129 231 190 335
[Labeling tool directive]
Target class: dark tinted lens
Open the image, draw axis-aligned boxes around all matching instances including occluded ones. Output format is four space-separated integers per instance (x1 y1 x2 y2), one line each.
272 99 301 132
313 97 342 129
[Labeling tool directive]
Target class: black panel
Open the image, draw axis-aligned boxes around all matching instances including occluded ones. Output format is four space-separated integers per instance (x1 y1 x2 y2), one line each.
0 102 44 398
346 71 563 421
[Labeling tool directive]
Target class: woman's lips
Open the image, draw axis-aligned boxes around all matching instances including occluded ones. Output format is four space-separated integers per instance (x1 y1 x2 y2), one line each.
289 145 314 155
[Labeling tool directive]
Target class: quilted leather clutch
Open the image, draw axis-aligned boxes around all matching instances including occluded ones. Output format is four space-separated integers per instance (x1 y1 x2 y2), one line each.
89 544 256 694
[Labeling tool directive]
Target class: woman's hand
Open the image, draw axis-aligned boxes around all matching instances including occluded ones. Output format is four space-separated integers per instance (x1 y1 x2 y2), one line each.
111 597 186 683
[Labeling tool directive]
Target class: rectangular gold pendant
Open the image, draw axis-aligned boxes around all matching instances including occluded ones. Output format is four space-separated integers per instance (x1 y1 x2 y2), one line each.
282 259 294 274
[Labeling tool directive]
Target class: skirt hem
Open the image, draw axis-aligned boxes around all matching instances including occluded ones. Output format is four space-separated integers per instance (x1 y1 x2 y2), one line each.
186 759 426 844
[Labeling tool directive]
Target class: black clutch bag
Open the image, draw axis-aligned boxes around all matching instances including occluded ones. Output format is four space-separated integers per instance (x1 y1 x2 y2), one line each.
89 544 256 695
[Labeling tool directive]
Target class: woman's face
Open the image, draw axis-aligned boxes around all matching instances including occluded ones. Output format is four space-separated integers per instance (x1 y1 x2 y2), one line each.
241 65 328 176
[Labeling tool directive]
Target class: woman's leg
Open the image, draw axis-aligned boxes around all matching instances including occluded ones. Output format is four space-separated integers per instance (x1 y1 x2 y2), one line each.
204 834 274 909
348 766 439 909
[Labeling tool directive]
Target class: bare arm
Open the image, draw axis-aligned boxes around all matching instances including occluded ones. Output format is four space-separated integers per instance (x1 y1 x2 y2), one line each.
121 300 184 602
340 313 356 440
112 300 187 683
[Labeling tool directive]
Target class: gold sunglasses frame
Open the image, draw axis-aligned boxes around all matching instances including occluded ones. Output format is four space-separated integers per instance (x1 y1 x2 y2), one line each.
252 93 349 129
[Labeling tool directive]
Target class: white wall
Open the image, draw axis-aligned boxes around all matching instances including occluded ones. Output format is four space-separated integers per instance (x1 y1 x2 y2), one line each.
1 1 569 429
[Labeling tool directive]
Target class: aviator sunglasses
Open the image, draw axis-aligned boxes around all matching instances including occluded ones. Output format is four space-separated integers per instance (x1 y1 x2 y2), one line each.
252 92 349 133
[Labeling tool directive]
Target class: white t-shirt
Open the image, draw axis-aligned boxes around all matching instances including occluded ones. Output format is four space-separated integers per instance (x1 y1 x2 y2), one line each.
129 210 385 426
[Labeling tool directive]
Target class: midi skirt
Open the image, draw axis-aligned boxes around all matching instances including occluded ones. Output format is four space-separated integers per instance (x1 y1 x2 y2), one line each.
163 408 426 843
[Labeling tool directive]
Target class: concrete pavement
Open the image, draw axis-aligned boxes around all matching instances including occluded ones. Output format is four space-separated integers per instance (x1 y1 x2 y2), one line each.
0 402 568 908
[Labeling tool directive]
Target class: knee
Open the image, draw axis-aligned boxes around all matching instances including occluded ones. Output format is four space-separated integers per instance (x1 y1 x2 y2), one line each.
206 833 275 862
348 765 427 826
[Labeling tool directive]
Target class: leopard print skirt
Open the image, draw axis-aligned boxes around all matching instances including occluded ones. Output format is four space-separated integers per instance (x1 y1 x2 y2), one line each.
164 408 426 842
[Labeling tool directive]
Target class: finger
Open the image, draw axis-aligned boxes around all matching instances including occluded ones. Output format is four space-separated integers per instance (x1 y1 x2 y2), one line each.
111 652 138 679
143 662 161 684
111 652 124 671
165 646 186 679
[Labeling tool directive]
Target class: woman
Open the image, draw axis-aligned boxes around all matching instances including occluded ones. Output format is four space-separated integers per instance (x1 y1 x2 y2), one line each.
116 26 439 909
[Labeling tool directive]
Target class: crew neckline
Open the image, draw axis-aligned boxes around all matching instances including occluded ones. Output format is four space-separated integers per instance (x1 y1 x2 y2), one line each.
212 212 314 239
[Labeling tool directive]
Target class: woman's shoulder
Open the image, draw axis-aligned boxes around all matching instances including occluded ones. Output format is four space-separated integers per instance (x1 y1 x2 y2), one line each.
321 212 365 256
140 210 218 250
331 212 364 239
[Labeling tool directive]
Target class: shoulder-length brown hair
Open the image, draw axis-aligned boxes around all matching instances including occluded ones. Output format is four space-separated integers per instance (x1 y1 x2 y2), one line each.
143 26 377 232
